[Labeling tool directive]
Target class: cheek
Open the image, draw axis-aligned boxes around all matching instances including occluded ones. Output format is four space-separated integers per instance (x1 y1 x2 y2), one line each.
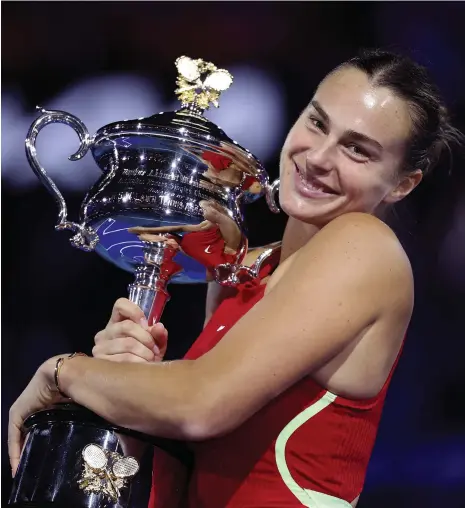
281 120 310 156
339 166 364 195
279 134 297 178
339 164 392 204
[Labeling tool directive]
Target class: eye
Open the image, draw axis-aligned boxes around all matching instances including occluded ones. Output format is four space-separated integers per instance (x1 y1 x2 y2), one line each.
308 116 326 132
346 144 370 160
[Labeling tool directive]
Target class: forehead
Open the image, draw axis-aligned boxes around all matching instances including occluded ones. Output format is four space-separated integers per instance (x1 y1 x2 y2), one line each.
312 67 413 150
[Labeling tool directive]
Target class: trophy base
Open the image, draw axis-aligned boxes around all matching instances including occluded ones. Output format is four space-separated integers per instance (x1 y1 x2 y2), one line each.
9 403 192 508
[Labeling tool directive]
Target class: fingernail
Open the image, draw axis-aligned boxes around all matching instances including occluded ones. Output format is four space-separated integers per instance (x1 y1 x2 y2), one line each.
140 318 149 329
153 344 161 356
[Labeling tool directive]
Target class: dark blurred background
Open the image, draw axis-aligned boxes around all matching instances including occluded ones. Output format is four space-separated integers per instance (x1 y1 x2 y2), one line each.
2 2 465 506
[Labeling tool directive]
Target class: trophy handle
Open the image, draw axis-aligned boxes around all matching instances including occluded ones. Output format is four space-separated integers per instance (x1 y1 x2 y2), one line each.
214 240 281 286
25 107 98 251
265 178 280 213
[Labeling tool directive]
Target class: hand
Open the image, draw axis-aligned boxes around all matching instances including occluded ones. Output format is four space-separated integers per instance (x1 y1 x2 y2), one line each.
92 298 168 363
8 357 64 476
200 200 242 252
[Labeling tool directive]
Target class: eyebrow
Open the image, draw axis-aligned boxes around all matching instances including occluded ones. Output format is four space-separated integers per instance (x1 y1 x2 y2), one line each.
310 100 384 153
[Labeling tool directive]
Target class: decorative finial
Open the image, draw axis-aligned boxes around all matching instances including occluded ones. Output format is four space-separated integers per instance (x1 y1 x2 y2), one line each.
174 56 233 112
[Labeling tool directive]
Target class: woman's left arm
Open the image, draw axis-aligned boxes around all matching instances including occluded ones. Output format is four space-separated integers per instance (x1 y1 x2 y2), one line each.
9 213 412 470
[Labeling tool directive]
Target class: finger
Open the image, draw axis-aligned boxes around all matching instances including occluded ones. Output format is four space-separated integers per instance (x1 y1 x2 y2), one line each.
150 323 168 358
201 205 220 223
94 329 106 345
108 298 148 327
8 410 24 477
201 205 237 235
203 200 228 215
95 320 155 349
111 321 156 350
96 353 149 364
93 337 156 362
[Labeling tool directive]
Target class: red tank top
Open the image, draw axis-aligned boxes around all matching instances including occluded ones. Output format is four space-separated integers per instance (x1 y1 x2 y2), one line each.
154 256 404 508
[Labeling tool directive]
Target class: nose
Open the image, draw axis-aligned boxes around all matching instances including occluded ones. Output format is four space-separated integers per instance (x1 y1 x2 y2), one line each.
305 142 335 174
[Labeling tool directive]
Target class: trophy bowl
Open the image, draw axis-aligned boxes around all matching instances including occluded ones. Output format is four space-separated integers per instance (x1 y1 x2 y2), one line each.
25 56 279 324
10 56 279 507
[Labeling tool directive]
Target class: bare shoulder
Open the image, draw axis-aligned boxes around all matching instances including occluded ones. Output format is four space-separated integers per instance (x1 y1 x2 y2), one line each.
302 212 411 279
321 211 402 240
316 211 405 248
270 212 413 316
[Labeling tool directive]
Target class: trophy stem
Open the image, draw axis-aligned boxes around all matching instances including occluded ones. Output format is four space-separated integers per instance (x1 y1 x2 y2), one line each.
128 267 170 325
128 240 183 325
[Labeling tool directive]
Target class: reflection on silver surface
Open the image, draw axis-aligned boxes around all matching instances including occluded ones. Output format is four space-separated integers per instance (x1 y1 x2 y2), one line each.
215 240 282 286
25 56 280 325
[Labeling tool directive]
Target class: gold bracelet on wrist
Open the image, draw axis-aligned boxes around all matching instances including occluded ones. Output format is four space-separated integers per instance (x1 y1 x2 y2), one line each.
54 352 88 398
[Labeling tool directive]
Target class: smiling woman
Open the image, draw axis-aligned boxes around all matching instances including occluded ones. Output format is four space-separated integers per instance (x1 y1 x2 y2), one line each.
280 70 414 226
279 51 463 231
8 49 465 508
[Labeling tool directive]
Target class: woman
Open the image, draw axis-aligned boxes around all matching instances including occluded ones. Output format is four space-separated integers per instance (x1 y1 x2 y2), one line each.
9 49 464 507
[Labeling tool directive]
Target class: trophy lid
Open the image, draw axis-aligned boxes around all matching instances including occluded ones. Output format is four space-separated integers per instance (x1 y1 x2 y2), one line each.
91 56 266 197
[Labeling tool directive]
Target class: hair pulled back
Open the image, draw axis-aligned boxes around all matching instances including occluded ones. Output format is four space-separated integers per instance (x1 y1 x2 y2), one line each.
342 49 464 177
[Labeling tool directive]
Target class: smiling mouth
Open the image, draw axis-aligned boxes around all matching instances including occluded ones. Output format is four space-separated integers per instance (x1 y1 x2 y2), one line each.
295 164 339 195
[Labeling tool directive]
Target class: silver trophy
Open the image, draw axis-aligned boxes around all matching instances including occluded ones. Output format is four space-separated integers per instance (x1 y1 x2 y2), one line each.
25 55 279 324
10 57 279 508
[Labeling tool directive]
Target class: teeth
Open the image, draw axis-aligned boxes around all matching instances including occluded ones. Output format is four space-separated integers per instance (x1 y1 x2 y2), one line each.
298 170 332 194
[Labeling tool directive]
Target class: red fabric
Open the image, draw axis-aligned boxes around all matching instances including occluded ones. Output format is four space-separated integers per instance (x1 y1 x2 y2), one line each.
150 256 404 507
179 226 237 270
242 174 257 191
201 151 233 171
201 150 259 191
149 448 190 507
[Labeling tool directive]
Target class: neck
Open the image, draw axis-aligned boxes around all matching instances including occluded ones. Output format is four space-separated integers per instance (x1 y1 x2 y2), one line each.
279 216 320 263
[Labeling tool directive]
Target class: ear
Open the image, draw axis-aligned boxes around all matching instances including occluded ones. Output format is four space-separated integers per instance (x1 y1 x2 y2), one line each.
383 169 423 203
